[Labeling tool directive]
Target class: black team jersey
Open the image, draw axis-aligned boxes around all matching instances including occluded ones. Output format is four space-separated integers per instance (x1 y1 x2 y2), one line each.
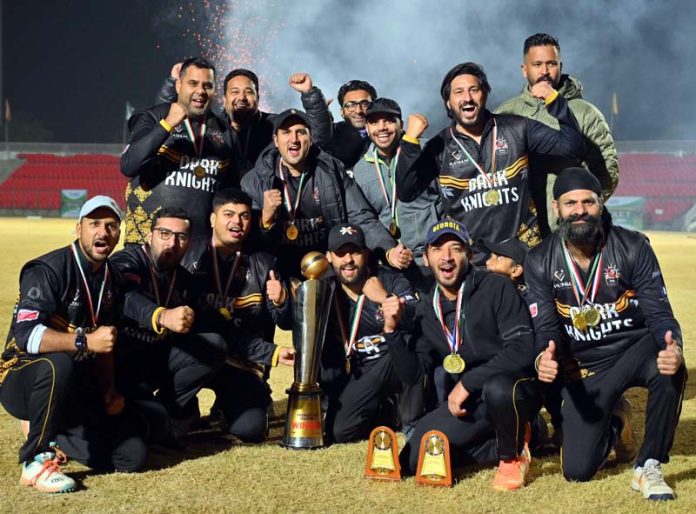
525 222 682 376
396 94 584 261
121 104 238 245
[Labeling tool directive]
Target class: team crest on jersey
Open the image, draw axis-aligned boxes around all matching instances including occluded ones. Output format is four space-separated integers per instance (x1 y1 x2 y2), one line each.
374 307 384 323
312 187 321 205
529 302 538 318
604 265 620 285
495 137 509 155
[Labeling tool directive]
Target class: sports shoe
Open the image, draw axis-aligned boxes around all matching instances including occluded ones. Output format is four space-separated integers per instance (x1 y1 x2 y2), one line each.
631 459 675 500
492 424 531 491
19 446 75 493
612 396 637 463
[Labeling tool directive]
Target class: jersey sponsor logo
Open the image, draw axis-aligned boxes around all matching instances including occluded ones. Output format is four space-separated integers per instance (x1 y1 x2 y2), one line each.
529 302 538 318
553 269 571 290
604 264 620 285
208 130 224 145
17 309 39 322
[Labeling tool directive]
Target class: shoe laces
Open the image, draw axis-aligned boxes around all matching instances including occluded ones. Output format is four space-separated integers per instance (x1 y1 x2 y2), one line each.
642 460 664 482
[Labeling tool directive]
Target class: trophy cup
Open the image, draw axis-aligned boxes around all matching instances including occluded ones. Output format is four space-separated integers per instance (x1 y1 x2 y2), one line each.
281 252 335 449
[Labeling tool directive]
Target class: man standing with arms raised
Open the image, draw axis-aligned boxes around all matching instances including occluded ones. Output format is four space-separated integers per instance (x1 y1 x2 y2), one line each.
396 62 584 262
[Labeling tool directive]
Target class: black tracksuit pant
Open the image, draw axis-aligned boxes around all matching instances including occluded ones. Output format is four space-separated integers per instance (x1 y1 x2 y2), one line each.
559 332 686 482
399 373 542 475
0 352 146 471
323 355 403 444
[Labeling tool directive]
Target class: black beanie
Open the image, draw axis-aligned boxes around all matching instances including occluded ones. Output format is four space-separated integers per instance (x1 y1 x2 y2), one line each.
553 167 602 199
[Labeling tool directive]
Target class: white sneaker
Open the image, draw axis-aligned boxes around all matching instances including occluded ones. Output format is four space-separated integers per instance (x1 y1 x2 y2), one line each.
631 459 675 501
19 450 76 493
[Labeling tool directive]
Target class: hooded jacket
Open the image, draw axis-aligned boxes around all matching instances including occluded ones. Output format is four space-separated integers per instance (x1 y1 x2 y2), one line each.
496 75 619 234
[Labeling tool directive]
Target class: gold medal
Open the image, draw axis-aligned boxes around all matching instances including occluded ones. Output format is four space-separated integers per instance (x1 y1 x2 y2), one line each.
194 165 206 178
388 221 400 238
443 353 466 374
218 307 232 320
286 223 299 241
583 306 601 327
571 310 587 331
484 189 500 205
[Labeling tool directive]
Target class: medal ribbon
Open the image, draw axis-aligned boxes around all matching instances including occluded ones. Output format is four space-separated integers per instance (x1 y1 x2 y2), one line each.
278 160 307 223
183 118 207 157
71 241 109 327
371 147 401 222
334 293 366 357
449 117 498 189
141 245 177 307
211 241 241 302
432 281 465 354
561 239 603 307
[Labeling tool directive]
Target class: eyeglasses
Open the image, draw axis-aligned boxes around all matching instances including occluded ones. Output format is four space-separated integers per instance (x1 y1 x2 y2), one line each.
153 227 189 242
342 100 372 112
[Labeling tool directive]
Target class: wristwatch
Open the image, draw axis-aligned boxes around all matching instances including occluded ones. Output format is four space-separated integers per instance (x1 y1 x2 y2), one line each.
74 327 88 353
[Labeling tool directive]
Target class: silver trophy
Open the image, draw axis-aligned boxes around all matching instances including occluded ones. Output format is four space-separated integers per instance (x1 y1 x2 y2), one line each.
282 252 334 449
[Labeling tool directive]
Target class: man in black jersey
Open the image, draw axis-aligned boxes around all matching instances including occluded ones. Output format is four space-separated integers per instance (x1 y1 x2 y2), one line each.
182 188 294 442
110 207 228 442
320 223 419 443
0 196 146 493
526 167 686 500
390 219 541 491
395 62 585 263
121 57 237 245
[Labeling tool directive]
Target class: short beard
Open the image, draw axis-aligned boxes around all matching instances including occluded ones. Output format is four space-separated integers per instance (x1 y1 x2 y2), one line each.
334 263 368 287
230 106 257 125
558 214 604 247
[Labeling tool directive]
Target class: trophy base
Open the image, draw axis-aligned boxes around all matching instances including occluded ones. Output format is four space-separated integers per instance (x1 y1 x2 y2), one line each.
281 386 324 449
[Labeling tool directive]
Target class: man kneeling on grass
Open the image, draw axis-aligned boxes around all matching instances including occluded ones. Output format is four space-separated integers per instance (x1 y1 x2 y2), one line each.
0 196 146 493
525 167 686 500
389 220 542 491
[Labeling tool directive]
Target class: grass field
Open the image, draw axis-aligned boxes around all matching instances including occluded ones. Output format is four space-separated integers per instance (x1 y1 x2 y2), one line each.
1 217 695 513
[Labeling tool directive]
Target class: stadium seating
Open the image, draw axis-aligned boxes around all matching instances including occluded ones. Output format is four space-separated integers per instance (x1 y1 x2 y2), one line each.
614 153 696 227
0 154 126 211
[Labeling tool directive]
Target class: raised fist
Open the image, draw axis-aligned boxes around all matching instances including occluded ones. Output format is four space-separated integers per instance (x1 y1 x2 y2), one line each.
289 73 313 94
405 113 429 140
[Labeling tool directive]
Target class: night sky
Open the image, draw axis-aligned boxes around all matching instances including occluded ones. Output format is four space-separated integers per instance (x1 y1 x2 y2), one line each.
3 1 696 144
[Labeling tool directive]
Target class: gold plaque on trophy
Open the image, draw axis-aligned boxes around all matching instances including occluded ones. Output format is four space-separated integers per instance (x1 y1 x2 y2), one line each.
364 426 401 481
415 430 452 487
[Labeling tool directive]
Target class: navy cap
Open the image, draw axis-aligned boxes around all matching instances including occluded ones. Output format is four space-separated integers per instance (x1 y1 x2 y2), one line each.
272 108 311 132
365 97 402 119
425 219 470 246
328 223 367 252
478 237 528 264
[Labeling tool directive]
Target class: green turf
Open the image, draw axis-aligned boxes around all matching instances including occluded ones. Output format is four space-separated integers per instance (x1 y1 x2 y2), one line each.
1 218 695 512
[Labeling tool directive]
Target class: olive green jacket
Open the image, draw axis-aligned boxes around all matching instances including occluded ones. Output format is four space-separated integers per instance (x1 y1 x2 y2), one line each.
496 75 619 234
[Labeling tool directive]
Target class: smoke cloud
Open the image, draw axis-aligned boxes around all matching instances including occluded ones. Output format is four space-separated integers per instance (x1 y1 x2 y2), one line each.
198 0 696 141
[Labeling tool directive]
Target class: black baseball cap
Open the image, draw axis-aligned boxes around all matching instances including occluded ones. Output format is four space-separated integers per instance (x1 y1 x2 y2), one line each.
328 223 367 252
478 238 528 264
425 219 471 246
272 109 311 132
365 97 402 119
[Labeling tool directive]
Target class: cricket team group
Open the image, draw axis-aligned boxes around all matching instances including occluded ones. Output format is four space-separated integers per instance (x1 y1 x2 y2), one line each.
0 33 686 500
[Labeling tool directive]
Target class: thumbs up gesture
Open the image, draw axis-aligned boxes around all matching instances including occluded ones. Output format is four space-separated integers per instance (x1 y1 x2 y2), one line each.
537 340 559 383
267 270 287 306
657 330 683 376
